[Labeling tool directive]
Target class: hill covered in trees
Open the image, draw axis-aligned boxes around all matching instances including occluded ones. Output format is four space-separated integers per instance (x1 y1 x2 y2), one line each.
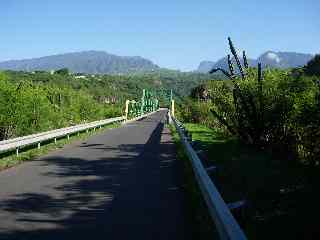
0 68 213 140
0 51 160 74
3 69 213 102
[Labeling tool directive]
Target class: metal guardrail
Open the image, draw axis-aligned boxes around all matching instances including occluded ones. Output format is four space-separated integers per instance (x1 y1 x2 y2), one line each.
123 109 161 124
170 112 247 240
0 116 125 156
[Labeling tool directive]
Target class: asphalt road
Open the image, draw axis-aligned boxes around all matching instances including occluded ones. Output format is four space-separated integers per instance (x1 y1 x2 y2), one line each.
0 110 189 240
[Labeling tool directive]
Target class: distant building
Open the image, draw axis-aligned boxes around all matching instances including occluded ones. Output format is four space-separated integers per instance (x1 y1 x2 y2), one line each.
74 75 86 79
74 72 87 79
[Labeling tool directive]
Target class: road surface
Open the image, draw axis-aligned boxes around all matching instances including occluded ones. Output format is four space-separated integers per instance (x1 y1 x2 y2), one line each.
0 110 189 240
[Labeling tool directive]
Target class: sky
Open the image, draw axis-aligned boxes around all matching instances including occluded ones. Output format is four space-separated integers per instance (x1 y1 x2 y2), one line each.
0 0 319 71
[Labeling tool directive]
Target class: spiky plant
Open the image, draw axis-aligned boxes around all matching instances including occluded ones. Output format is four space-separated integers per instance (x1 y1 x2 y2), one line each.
209 37 265 146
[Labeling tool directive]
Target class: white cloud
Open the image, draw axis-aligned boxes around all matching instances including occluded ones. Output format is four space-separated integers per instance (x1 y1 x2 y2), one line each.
266 52 281 63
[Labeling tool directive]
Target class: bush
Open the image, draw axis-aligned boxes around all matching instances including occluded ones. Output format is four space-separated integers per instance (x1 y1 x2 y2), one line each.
187 38 320 165
304 54 320 77
0 72 123 140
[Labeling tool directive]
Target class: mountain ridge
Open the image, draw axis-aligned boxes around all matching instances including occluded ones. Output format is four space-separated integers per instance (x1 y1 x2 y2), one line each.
197 51 314 73
0 50 315 74
0 51 160 74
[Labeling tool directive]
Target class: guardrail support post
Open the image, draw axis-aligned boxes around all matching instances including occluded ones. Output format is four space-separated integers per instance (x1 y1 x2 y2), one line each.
54 138 57 144
171 100 175 117
125 99 130 121
168 111 173 124
16 148 19 156
38 142 41 149
67 135 70 140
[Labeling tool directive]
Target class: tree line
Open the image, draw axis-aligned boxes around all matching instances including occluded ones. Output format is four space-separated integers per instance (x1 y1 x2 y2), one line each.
0 72 122 140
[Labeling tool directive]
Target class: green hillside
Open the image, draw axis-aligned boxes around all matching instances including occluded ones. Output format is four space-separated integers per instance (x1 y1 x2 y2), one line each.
0 69 214 140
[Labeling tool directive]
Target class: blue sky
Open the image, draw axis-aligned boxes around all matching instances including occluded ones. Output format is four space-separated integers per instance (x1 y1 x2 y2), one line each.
0 0 319 71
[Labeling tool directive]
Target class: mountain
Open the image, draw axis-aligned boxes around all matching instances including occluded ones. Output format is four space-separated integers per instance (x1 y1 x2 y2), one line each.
258 51 313 69
197 51 313 73
197 56 256 74
197 61 216 73
0 51 159 74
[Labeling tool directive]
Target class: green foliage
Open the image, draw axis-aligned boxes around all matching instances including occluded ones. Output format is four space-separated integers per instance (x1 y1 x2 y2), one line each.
304 54 320 76
177 99 221 129
54 68 69 75
177 38 320 239
190 84 209 101
181 38 320 166
203 67 319 164
3 69 213 106
170 124 216 239
179 123 320 239
0 71 122 140
0 68 210 140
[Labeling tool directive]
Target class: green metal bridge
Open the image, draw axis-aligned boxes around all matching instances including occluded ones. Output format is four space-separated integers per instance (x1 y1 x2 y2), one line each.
125 89 174 119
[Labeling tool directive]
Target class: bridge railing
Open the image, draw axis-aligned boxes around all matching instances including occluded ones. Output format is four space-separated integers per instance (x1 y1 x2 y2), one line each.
169 111 247 240
0 116 125 156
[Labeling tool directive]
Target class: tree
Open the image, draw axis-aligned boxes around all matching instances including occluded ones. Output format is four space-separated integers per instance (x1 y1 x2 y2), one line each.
304 54 320 76
54 68 69 75
190 84 209 101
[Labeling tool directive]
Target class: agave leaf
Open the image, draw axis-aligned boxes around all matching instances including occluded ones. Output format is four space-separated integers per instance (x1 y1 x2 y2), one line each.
209 67 232 79
228 37 246 80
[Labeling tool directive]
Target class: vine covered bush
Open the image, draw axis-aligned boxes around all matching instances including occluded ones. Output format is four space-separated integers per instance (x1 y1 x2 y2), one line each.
181 39 320 165
0 72 122 140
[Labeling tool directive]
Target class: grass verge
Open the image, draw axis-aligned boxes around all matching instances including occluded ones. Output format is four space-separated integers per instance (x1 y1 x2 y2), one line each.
171 122 320 240
0 122 121 171
169 124 217 240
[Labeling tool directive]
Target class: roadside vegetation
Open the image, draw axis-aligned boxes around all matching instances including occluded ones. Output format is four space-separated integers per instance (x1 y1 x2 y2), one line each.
0 68 212 140
3 68 212 106
170 124 216 240
0 71 122 140
174 39 320 239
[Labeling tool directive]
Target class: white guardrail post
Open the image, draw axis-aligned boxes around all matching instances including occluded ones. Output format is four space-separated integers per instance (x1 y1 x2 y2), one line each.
169 110 247 240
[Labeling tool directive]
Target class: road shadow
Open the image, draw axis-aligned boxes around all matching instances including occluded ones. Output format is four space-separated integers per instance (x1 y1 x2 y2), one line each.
0 114 188 240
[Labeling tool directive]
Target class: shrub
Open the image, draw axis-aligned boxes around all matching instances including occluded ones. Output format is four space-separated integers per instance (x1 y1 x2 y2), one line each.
206 38 320 164
0 71 123 140
304 54 320 77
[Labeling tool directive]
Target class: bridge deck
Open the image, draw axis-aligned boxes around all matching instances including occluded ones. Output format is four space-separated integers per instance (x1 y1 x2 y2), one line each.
0 110 189 240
